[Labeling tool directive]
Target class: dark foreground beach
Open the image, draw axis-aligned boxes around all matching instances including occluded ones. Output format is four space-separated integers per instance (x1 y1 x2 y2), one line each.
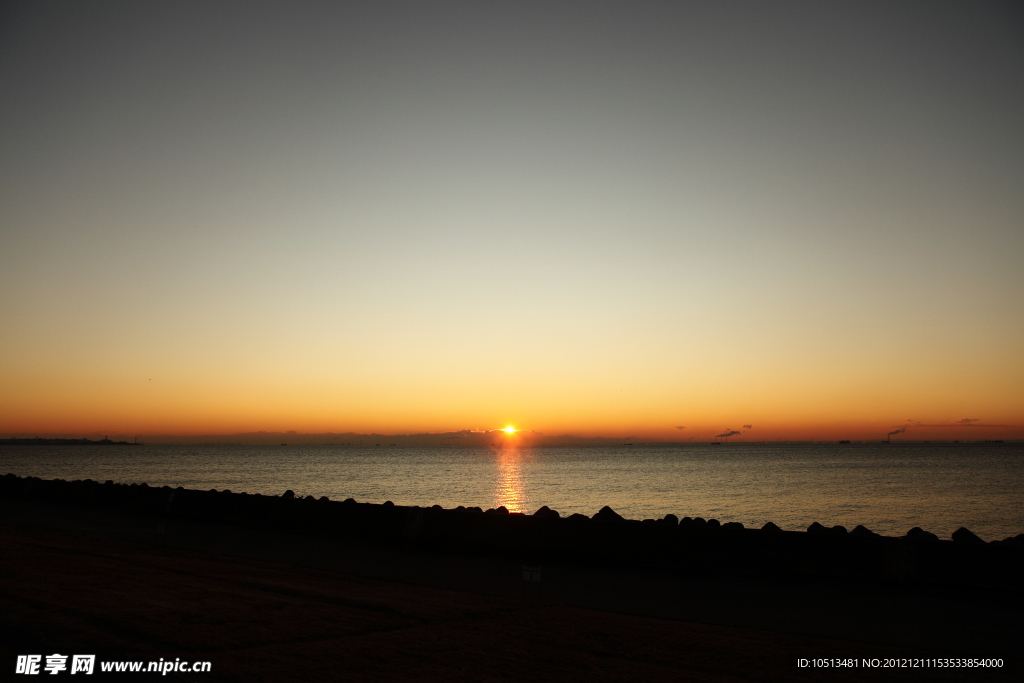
1 476 1019 681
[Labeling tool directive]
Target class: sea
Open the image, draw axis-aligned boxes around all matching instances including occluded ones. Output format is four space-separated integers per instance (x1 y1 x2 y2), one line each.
2 442 1022 541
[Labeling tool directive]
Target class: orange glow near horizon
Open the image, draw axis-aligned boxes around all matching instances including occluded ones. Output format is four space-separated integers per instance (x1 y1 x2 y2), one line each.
1 367 1022 442
1 398 1023 443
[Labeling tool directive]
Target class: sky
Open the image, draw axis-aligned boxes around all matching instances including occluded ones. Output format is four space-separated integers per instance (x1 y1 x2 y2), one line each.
1 1 1022 441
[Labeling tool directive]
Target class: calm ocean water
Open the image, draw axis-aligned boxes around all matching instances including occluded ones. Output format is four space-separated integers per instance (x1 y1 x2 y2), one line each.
2 442 1022 541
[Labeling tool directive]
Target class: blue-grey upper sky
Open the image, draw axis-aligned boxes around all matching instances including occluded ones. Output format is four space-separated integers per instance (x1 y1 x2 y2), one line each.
1 1 1022 437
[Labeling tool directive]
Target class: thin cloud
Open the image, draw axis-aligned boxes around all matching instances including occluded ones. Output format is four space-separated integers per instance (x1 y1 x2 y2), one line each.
918 421 1018 428
675 426 686 430
716 430 742 438
887 426 908 437
742 424 753 429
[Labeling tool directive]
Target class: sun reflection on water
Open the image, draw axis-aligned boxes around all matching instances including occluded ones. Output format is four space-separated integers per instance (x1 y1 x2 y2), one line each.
495 442 527 513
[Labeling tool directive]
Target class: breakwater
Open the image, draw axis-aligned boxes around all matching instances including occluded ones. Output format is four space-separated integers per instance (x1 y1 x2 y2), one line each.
3 473 1022 591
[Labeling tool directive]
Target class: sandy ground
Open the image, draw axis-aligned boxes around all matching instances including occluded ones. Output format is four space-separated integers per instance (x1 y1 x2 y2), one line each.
1 500 1018 682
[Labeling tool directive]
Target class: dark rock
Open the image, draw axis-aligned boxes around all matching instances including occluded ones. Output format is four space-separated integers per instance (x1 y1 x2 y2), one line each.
679 516 694 527
761 521 781 532
533 506 560 519
282 490 295 499
318 496 330 502
691 517 707 528
906 527 938 542
591 505 625 522
342 497 356 505
851 524 877 537
706 519 720 529
831 525 848 535
722 521 744 532
951 527 985 545
566 513 590 522
807 522 828 534
662 514 679 525
383 500 394 507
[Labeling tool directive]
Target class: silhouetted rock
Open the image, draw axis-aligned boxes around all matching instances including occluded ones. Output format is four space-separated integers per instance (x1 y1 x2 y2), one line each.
706 519 720 529
533 506 560 519
952 527 984 545
592 506 625 522
6 472 1024 594
906 527 938 542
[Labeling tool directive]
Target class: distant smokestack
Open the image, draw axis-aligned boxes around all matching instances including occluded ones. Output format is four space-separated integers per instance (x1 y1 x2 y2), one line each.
886 426 908 441
715 429 741 442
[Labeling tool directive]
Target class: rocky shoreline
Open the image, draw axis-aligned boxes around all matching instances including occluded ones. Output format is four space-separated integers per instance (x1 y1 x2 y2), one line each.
3 473 1022 591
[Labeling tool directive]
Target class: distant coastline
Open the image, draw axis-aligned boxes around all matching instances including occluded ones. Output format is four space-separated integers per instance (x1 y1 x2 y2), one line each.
0 437 137 446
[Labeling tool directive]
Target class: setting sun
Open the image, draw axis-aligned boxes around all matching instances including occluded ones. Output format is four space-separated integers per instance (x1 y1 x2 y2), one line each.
503 426 516 434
